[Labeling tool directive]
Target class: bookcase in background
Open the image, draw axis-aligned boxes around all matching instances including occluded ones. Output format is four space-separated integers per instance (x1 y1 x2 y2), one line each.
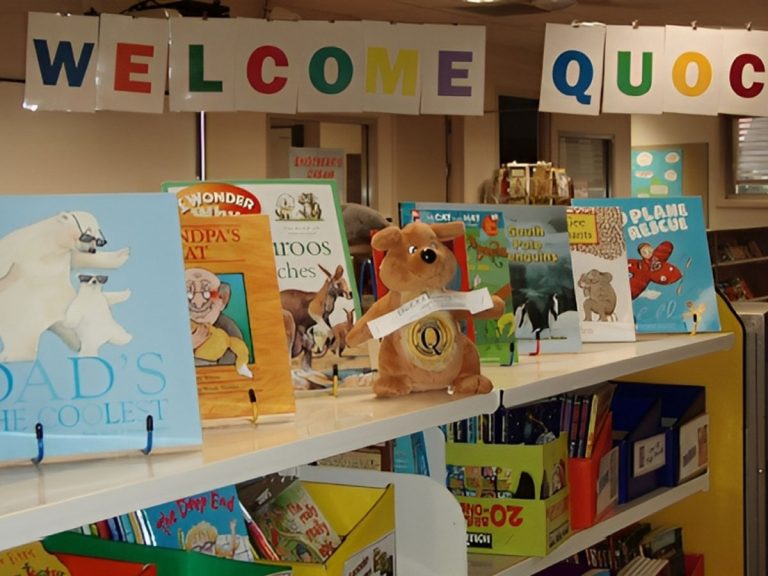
707 226 768 302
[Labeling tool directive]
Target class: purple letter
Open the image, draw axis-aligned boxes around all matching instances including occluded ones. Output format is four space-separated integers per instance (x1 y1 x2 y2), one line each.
438 50 472 97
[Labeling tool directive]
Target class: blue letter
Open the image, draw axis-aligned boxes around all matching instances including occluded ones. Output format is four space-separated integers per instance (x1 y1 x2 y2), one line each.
552 50 593 105
17 361 61 403
71 357 114 399
137 353 167 395
0 364 11 402
33 39 95 87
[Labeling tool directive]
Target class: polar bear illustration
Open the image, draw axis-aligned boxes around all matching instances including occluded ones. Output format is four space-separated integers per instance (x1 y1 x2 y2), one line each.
0 211 130 362
64 275 132 357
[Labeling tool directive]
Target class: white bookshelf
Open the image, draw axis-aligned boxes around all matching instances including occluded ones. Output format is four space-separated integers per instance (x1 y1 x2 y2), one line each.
0 332 734 567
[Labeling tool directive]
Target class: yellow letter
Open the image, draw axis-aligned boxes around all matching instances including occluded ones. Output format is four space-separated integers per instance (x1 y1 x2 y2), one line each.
672 52 712 96
365 47 418 95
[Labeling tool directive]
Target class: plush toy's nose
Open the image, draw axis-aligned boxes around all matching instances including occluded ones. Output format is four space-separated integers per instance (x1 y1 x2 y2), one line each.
421 248 437 264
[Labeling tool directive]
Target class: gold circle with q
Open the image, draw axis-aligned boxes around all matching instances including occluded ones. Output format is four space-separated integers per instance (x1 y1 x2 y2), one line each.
408 315 454 361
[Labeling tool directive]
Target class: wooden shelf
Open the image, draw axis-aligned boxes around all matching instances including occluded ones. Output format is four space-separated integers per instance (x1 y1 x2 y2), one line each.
0 333 734 561
714 255 768 267
468 474 709 576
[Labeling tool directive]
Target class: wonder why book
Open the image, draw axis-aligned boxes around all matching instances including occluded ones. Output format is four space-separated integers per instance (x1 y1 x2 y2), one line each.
165 180 367 392
0 193 201 465
180 213 294 423
573 197 720 333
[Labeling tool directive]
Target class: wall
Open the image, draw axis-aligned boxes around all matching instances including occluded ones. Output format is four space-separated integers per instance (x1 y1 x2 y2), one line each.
206 112 268 181
0 82 196 194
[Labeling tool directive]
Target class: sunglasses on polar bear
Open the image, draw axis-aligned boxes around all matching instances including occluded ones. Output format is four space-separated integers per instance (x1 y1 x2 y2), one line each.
72 213 107 247
78 275 108 284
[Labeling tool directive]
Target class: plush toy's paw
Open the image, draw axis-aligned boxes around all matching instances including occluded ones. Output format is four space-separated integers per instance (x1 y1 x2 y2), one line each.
373 375 413 397
451 374 493 395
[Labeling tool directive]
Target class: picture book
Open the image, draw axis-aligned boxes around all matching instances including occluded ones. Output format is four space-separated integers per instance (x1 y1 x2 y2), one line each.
401 202 581 354
179 213 294 423
0 541 158 576
399 202 517 365
567 206 636 342
0 194 201 465
248 478 341 563
141 484 254 562
572 197 720 333
164 180 368 392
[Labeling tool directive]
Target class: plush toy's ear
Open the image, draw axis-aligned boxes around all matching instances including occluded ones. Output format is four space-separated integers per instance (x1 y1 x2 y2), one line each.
430 221 465 242
371 227 402 252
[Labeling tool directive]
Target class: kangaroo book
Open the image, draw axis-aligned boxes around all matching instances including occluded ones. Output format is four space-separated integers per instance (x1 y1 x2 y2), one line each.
401 202 581 354
567 206 636 342
180 213 294 423
0 193 201 466
140 484 255 562
572 197 720 333
164 180 368 392
399 202 518 365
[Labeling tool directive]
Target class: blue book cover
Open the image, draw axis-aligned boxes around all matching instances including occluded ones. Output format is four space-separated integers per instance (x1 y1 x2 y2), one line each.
573 197 720 333
142 484 254 562
400 202 517 364
401 202 581 354
0 193 202 464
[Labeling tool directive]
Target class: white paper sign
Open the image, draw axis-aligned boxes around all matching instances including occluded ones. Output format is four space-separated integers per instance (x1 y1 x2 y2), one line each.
363 21 423 115
289 147 346 199
719 29 768 116
602 25 665 114
168 18 236 112
539 23 605 116
678 413 709 482
24 12 99 113
368 288 493 340
663 25 723 115
235 18 301 114
297 21 364 113
633 432 666 477
596 446 619 518
420 24 485 116
96 14 169 113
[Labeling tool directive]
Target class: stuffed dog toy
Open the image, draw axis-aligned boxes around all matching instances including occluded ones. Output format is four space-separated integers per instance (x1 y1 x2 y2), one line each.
346 221 505 397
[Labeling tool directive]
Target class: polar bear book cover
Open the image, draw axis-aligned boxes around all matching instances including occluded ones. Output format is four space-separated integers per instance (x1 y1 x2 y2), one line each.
180 213 295 424
0 193 202 465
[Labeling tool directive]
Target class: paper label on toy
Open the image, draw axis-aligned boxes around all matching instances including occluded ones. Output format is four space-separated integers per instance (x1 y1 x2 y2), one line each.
368 288 492 340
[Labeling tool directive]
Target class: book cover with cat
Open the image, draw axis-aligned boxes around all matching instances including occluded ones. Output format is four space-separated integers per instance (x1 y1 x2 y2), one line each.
399 202 517 365
567 206 636 342
180 213 294 423
573 197 720 333
0 194 201 466
165 180 369 393
140 484 254 562
399 202 581 354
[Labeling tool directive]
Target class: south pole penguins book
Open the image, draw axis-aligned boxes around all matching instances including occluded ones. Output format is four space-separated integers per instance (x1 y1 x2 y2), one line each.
0 194 201 465
573 197 720 333
180 213 294 423
401 202 581 354
399 202 517 365
567 206 636 342
164 180 368 392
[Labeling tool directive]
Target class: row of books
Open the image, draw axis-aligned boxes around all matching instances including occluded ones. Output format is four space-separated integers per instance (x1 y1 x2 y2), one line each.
315 432 430 476
717 239 764 261
73 476 341 566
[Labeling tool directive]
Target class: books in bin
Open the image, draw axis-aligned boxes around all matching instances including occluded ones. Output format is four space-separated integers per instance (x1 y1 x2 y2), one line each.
573 197 720 333
0 194 201 465
399 203 517 365
567 206 636 342
164 180 369 392
140 484 254 562
179 213 294 423
401 202 581 354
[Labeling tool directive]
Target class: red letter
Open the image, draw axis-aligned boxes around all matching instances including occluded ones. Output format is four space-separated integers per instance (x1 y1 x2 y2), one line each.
246 45 288 94
114 42 153 93
730 53 765 98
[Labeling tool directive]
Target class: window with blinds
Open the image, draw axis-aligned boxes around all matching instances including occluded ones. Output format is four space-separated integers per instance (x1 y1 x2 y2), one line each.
558 135 611 198
734 116 768 195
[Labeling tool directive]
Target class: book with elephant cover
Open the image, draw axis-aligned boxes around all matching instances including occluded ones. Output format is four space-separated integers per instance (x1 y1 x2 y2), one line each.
164 180 368 393
179 213 294 423
567 206 636 342
0 193 201 466
572 197 720 334
399 202 518 365
398 202 581 354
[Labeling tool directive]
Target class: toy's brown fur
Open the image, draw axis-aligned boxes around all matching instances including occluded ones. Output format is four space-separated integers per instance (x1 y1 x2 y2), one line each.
346 221 504 397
